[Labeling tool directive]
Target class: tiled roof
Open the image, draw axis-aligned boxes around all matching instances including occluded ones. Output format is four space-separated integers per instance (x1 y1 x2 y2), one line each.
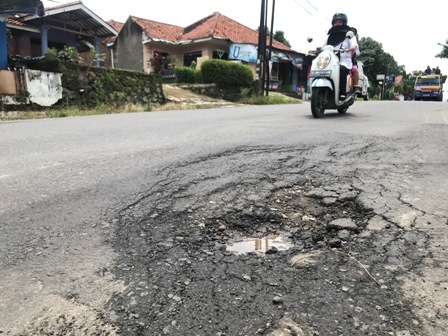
6 16 39 32
105 19 124 42
6 17 26 26
181 12 290 50
107 19 124 32
130 16 183 42
127 12 291 51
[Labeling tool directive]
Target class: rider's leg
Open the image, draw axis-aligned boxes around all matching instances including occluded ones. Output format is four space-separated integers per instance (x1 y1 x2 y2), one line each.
339 65 349 98
352 65 359 86
352 65 361 93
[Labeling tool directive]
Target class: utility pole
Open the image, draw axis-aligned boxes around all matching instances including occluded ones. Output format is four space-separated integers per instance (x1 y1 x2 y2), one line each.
265 0 275 96
257 0 266 95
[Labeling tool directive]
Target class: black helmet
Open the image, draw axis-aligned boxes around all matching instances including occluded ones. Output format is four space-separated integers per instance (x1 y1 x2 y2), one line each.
332 13 348 25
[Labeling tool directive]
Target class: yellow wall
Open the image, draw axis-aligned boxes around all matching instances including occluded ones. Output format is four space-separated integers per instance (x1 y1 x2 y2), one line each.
144 41 230 72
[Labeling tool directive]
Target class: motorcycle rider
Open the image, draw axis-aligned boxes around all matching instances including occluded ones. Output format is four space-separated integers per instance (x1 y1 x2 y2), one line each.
317 13 359 100
350 27 362 94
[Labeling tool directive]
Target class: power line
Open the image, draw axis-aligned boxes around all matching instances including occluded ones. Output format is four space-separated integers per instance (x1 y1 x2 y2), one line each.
302 0 330 24
292 0 329 34
293 0 314 16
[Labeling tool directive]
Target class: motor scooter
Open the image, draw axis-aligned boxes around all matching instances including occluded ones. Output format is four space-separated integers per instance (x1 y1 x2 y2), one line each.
308 30 360 118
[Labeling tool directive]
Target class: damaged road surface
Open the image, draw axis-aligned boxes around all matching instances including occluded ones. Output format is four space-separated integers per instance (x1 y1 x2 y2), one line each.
1 103 447 335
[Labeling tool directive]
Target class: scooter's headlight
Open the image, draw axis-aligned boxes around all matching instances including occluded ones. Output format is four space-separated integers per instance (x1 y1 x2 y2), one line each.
316 54 331 69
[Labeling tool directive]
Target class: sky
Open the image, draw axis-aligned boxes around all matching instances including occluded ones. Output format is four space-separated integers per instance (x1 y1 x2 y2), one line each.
42 0 448 74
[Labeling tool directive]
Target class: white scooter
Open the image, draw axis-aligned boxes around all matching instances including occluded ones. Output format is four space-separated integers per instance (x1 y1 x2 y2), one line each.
308 30 362 118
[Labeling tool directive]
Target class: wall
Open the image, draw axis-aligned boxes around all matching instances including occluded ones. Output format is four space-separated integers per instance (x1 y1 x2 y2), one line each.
1 60 166 110
177 83 242 102
113 20 144 72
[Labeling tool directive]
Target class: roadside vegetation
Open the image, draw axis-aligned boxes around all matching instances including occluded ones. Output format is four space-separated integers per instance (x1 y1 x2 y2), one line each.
240 89 300 105
0 103 151 121
1 54 302 121
0 91 301 121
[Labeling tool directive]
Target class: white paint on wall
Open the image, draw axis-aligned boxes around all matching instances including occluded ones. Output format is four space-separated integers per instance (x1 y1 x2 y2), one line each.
25 70 62 106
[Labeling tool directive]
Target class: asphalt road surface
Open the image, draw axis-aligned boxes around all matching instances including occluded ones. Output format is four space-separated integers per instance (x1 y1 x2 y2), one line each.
1 101 447 336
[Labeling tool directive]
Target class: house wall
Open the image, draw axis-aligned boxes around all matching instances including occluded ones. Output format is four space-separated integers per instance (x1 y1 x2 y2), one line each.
142 40 258 81
114 20 144 72
47 29 77 48
8 30 32 56
144 40 229 73
9 28 85 58
246 63 256 78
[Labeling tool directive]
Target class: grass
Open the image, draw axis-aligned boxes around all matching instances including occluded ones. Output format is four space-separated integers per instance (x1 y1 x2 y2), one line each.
0 103 152 121
240 90 302 105
1 90 303 121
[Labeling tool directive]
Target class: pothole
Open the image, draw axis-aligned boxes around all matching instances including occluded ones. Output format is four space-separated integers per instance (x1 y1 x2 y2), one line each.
109 173 426 335
226 233 294 255
195 183 374 253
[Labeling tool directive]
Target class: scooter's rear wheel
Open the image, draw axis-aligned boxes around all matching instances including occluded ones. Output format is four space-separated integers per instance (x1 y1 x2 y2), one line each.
311 88 326 118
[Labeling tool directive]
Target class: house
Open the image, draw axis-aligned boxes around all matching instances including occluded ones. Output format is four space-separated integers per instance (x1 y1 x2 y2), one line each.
111 13 307 93
2 3 307 93
1 1 117 68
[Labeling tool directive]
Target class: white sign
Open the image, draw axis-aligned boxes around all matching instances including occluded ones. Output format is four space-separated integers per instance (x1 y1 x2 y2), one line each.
229 44 258 63
376 74 385 80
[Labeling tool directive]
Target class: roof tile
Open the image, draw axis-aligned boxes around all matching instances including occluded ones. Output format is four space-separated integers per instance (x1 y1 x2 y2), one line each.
128 12 291 51
131 16 183 42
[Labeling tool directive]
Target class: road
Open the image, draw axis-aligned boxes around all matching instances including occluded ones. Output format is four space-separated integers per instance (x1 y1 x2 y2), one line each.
1 101 447 335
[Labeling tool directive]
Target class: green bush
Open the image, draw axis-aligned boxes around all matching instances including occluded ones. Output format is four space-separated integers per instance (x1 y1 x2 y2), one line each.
174 67 200 84
201 60 253 88
195 69 203 83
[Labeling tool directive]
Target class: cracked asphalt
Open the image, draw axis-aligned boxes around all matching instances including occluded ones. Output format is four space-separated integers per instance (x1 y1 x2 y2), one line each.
1 103 447 336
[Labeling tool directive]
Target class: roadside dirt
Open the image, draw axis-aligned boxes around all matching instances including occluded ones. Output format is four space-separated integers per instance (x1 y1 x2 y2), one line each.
155 84 245 111
157 84 303 111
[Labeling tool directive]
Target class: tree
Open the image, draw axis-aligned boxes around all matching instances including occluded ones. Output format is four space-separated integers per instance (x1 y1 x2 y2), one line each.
257 27 290 47
273 31 291 48
436 38 448 59
358 37 402 83
357 36 412 99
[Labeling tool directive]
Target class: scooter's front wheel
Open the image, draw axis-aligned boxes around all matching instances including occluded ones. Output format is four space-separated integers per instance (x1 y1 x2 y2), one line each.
311 88 326 118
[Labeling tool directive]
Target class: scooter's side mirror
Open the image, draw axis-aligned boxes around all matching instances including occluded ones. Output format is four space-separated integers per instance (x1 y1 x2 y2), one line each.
307 37 313 43
346 31 354 39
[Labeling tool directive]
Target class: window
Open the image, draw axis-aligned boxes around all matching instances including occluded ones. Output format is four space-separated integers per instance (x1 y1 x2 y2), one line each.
184 51 202 67
212 50 228 60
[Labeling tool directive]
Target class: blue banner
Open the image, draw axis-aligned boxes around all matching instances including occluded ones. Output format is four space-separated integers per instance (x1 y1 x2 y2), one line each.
229 44 258 63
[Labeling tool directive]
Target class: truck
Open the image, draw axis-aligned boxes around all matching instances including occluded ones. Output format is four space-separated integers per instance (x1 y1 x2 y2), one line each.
414 74 446 101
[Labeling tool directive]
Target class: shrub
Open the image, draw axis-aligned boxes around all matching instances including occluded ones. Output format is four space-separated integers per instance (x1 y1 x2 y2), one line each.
174 67 200 84
149 49 164 74
201 60 253 88
194 69 203 83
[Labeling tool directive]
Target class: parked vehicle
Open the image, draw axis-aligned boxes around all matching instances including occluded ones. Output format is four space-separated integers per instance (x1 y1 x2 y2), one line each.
414 74 446 101
308 30 363 118
359 72 369 101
